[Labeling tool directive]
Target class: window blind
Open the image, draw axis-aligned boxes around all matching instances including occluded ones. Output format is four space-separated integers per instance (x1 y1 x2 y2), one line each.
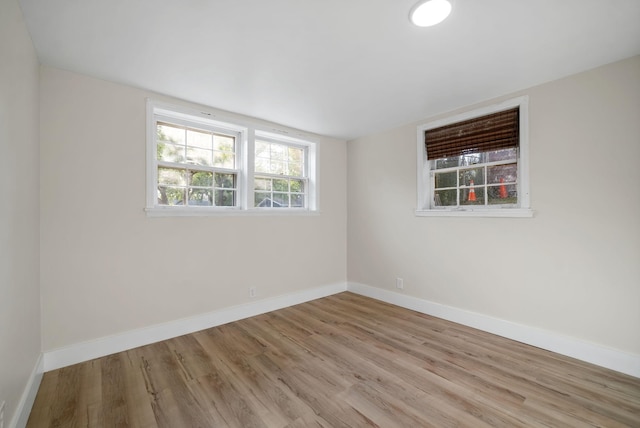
425 107 519 160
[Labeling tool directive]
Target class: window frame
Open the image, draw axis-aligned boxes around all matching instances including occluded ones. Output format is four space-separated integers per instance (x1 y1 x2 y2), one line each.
416 96 533 218
253 135 310 209
146 99 319 216
154 118 243 209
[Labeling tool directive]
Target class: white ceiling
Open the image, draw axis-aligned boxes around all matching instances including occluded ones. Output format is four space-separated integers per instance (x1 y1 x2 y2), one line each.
18 0 640 140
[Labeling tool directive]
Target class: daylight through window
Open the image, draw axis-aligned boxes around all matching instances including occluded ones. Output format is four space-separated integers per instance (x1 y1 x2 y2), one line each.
416 97 532 217
146 100 318 215
156 121 239 207
254 140 307 208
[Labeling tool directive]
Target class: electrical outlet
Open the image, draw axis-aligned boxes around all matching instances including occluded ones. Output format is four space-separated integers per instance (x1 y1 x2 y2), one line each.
249 287 257 298
1 400 5 428
396 277 404 290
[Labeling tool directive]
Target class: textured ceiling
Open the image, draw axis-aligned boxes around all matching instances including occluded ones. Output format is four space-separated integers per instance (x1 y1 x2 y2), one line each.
18 0 640 140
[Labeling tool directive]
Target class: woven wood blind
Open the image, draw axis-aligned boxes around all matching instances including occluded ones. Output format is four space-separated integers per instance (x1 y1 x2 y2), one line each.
425 107 519 160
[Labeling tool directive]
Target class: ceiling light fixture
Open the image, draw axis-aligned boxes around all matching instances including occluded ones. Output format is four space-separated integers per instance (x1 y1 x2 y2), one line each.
410 0 452 27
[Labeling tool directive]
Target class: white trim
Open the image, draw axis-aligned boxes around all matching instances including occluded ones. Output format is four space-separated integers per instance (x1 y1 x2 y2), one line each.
416 96 531 216
145 99 156 209
415 208 534 218
37 281 640 378
347 282 640 378
9 354 43 428
144 207 321 217
43 283 347 371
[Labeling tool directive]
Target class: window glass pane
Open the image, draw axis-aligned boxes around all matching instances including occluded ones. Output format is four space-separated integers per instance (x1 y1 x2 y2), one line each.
187 129 212 150
255 192 271 207
157 142 185 163
186 147 213 166
290 179 304 193
434 171 456 189
188 189 213 206
288 162 303 177
269 161 285 175
157 123 185 144
460 187 485 205
488 163 517 184
434 189 457 206
459 167 484 186
288 147 303 163
213 135 234 152
291 194 305 207
215 173 236 189
271 143 287 160
255 158 270 174
157 186 185 205
255 178 271 191
486 148 517 162
273 179 288 192
272 193 289 207
190 171 213 187
213 152 235 169
255 141 270 158
434 156 462 169
461 153 483 166
158 167 186 186
488 184 517 205
215 189 236 206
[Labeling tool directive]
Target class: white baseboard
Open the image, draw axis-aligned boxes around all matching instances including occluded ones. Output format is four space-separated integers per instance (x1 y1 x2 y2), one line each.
42 281 640 378
347 282 640 378
44 282 347 372
9 353 43 428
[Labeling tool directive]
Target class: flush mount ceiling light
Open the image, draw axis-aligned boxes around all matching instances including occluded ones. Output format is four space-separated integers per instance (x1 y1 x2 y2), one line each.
410 0 452 27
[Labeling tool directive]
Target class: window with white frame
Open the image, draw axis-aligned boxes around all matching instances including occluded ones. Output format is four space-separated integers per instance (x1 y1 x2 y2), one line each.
416 97 532 217
146 100 318 215
254 138 308 208
155 121 240 207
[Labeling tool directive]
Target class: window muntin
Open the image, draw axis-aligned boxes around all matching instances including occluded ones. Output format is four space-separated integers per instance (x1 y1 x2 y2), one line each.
254 140 308 209
416 96 531 217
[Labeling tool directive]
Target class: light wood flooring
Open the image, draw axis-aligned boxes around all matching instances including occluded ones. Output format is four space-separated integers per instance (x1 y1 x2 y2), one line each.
28 292 640 427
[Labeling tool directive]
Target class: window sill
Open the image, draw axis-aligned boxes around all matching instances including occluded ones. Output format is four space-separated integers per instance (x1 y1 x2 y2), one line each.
415 208 534 218
145 207 320 217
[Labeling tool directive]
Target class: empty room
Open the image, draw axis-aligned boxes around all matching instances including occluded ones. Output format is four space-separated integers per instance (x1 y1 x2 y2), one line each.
2 0 639 426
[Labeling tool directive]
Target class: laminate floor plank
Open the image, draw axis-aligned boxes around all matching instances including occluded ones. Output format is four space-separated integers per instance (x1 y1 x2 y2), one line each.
306 328 529 427
27 292 640 427
332 295 640 426
194 327 295 427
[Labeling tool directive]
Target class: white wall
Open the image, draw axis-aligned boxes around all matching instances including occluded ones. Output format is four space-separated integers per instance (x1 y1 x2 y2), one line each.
39 66 348 352
0 0 42 424
348 56 640 356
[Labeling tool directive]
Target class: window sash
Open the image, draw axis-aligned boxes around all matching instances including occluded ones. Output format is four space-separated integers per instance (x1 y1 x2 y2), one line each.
254 140 307 179
254 175 308 208
430 158 518 208
156 165 239 207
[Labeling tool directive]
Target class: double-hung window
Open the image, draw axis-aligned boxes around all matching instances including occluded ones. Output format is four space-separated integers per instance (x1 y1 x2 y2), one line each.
416 96 532 217
254 138 308 208
155 120 240 208
146 100 318 215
